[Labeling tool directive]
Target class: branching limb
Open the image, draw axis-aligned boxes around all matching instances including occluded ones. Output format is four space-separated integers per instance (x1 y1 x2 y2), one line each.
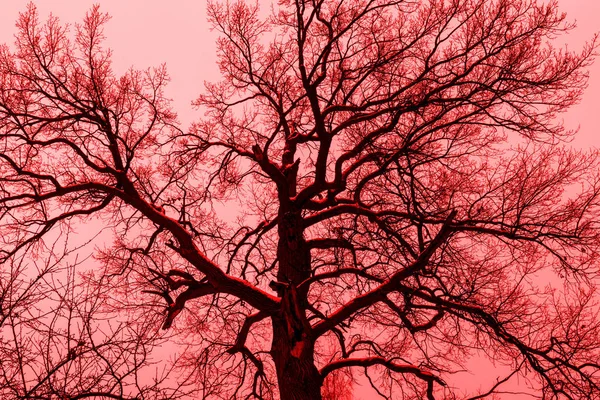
320 357 446 400
227 311 269 354
312 210 457 337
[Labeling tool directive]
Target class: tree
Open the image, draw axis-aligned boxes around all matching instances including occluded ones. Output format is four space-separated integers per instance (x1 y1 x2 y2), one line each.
0 0 599 398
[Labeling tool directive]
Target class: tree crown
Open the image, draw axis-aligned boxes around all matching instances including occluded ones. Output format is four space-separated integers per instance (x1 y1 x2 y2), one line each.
0 1 599 399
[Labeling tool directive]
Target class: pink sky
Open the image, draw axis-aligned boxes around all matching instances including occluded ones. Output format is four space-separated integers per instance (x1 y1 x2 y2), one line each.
0 0 597 143
0 1 597 399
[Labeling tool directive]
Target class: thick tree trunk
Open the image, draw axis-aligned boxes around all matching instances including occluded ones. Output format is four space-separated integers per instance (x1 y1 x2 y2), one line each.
271 208 322 399
271 318 322 400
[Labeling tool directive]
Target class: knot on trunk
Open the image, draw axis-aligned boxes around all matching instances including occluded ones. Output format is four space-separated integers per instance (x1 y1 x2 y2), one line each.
271 280 311 358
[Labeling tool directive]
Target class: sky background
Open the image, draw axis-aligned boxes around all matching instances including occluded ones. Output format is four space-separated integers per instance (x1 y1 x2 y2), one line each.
0 0 597 144
0 1 597 398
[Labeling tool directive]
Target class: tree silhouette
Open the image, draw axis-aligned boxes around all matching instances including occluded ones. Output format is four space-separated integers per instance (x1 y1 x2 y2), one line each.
0 1 599 399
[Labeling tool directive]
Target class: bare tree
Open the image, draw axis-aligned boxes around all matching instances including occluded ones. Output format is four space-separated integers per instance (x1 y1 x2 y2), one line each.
322 367 353 399
0 1 599 399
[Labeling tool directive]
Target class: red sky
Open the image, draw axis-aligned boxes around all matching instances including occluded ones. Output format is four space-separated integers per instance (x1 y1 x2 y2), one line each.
0 1 597 399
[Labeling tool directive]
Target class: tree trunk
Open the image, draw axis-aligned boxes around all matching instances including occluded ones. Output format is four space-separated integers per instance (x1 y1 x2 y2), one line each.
271 317 322 400
273 204 321 399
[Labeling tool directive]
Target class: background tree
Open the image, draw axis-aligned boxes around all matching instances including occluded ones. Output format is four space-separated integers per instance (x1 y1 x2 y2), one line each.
0 0 599 399
322 367 353 399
